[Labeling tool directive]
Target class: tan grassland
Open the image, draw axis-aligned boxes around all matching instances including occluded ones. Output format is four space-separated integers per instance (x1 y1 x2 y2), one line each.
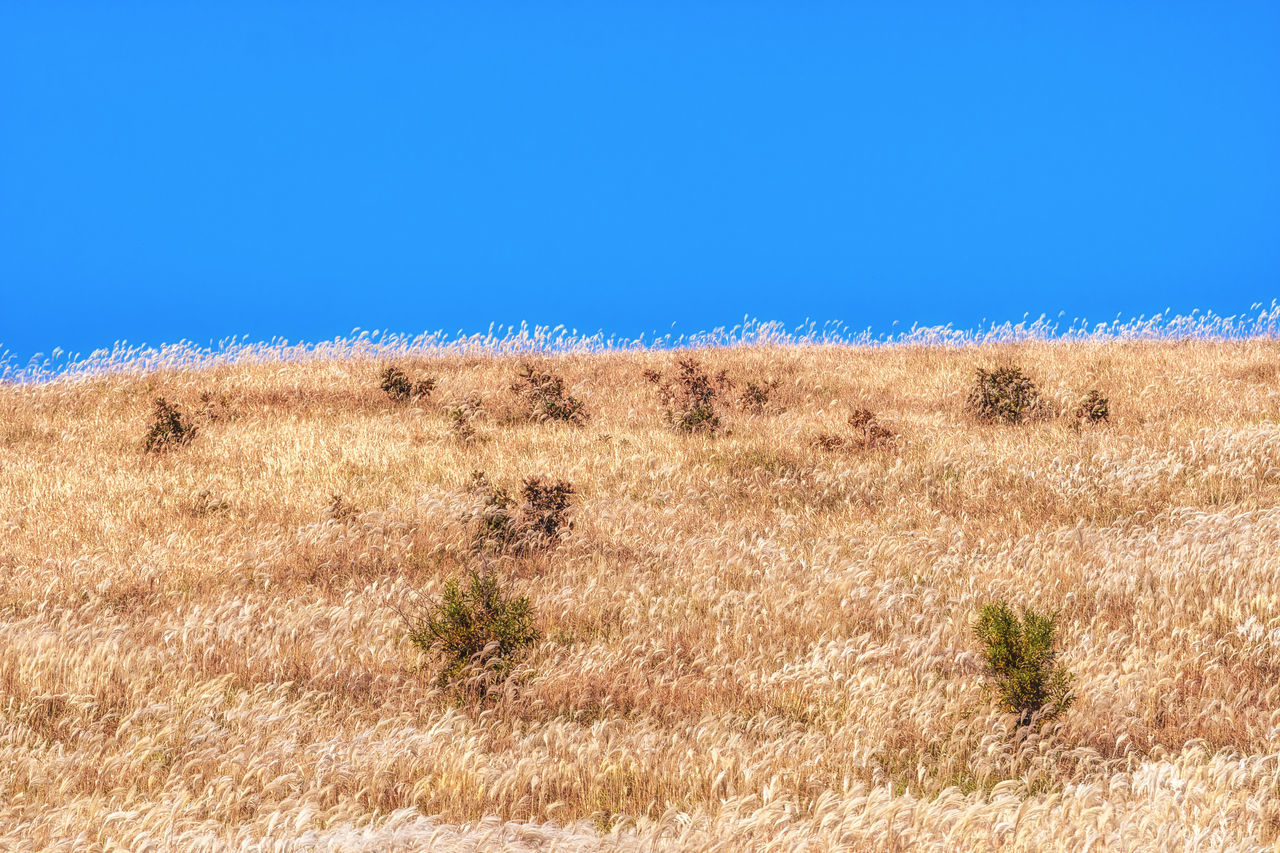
3 340 1280 850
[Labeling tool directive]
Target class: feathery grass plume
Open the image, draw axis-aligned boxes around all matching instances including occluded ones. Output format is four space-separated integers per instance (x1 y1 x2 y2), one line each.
142 397 197 452
511 362 587 423
1076 389 1110 423
401 564 538 696
966 365 1046 424
974 600 1074 727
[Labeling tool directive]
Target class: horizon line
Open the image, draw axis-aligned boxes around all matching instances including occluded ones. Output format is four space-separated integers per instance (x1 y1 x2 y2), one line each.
6 301 1280 385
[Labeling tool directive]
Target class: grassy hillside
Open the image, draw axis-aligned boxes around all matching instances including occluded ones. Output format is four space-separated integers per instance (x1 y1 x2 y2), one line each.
2 340 1280 850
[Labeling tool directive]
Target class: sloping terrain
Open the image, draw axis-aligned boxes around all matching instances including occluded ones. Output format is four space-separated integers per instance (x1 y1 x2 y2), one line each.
2 340 1280 850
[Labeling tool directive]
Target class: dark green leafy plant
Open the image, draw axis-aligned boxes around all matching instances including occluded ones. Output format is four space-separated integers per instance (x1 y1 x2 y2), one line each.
973 600 1074 726
1075 389 1110 424
511 363 587 423
403 566 538 695
143 398 198 453
966 366 1045 425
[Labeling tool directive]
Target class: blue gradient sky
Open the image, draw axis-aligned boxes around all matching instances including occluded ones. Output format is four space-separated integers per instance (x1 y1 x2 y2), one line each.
2 2 1278 362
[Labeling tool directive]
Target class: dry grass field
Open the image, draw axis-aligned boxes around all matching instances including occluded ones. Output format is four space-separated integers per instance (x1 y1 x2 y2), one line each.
4 338 1280 850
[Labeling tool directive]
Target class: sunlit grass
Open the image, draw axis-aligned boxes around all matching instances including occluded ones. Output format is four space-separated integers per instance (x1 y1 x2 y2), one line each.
2 335 1280 849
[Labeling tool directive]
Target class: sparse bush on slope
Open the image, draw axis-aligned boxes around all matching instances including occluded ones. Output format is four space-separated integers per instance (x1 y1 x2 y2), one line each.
738 379 780 414
401 565 538 696
510 362 588 423
1075 389 1110 423
466 471 575 554
143 397 197 452
326 493 359 521
647 358 723 434
974 600 1074 727
380 365 437 403
814 408 896 451
967 365 1046 424
517 476 576 549
446 395 483 442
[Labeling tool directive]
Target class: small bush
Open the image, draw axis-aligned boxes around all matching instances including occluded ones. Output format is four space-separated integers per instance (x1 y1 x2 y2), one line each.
966 366 1045 425
381 365 436 403
511 363 587 423
651 358 722 434
467 471 515 552
466 471 575 554
739 379 780 414
195 391 235 423
973 600 1074 727
143 398 197 453
847 409 897 448
1075 389 1110 423
518 476 575 548
402 566 538 695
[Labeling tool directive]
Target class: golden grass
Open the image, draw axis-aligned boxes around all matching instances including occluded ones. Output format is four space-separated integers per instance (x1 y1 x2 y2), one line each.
3 339 1280 850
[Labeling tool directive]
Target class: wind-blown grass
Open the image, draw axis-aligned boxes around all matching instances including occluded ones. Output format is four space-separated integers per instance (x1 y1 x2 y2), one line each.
6 302 1280 384
2 335 1280 849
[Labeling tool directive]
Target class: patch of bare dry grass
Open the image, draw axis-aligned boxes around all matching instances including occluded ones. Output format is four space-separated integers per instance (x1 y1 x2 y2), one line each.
2 339 1280 849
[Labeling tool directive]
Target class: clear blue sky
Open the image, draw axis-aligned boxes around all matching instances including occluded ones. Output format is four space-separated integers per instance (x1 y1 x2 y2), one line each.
2 2 1278 362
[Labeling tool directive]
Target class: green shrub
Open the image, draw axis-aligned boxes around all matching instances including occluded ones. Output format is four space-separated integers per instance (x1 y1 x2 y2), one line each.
1075 389 1110 423
649 358 722 434
404 566 538 694
973 600 1074 726
511 363 587 423
966 366 1045 425
143 398 198 452
381 365 436 402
